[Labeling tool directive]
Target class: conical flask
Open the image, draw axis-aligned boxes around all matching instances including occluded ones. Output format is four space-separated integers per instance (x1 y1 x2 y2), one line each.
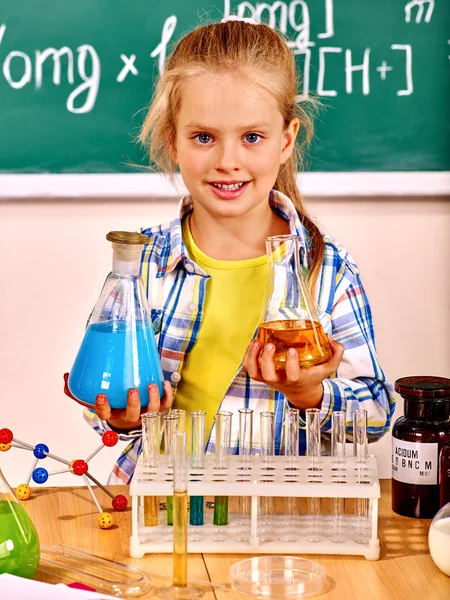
0 467 40 578
256 234 332 370
68 232 164 409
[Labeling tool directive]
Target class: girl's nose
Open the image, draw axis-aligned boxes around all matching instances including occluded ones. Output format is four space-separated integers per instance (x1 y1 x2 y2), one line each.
214 142 241 172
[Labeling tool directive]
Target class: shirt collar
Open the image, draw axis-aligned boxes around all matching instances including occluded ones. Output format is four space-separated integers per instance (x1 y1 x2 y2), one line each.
157 190 311 277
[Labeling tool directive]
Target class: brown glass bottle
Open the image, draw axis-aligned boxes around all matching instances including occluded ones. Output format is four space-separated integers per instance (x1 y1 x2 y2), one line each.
440 441 450 508
392 376 450 519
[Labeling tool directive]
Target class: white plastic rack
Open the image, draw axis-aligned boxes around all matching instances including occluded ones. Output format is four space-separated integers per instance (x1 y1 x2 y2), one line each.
129 454 380 560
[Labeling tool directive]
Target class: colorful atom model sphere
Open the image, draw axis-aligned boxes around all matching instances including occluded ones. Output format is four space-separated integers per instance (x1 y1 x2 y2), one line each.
16 484 31 500
0 428 13 444
71 459 88 476
98 512 113 529
112 494 128 511
32 467 49 484
33 443 49 459
0 442 11 452
102 431 119 447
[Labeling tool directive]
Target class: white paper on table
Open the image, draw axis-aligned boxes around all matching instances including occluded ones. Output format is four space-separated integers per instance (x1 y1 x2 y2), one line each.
0 573 118 599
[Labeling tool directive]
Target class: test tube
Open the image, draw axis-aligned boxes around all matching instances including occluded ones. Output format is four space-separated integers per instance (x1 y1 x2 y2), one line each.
331 411 346 543
353 409 369 543
164 414 179 527
142 412 160 527
285 407 299 463
283 407 299 541
237 409 253 538
261 411 275 461
331 411 346 463
171 409 186 433
142 412 161 468
164 414 180 466
189 411 206 528
158 431 204 600
172 407 186 528
213 412 232 532
306 408 321 465
238 408 253 464
216 411 233 467
353 409 368 463
306 408 322 542
173 431 188 587
260 411 275 534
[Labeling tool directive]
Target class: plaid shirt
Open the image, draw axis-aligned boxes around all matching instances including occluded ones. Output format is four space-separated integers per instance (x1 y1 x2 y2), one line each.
84 190 395 484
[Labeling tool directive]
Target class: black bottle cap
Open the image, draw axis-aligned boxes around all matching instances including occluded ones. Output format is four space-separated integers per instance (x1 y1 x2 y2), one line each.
395 376 450 398
395 376 450 421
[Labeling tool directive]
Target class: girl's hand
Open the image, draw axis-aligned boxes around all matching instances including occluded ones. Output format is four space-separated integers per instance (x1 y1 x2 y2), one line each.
63 373 174 431
242 336 344 411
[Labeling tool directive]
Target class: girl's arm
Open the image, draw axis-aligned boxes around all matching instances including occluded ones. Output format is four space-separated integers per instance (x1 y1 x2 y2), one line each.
315 269 395 442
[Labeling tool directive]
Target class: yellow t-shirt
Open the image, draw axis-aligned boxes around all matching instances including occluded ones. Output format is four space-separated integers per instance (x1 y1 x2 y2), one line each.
174 217 268 439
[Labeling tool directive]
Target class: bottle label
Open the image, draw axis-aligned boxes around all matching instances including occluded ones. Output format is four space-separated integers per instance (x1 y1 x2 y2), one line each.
392 439 438 485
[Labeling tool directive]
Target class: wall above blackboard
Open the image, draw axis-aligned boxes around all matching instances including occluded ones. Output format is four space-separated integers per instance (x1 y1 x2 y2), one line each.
0 0 449 196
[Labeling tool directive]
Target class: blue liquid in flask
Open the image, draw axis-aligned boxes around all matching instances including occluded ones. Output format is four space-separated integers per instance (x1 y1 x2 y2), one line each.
68 320 164 409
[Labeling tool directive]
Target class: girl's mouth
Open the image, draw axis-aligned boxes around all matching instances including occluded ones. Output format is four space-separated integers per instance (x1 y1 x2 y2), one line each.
208 181 250 199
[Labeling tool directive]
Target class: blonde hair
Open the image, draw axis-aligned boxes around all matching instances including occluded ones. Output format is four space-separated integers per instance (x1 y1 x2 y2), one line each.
139 20 324 294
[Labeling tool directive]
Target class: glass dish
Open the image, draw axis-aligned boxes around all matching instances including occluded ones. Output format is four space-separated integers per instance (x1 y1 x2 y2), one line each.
229 556 326 599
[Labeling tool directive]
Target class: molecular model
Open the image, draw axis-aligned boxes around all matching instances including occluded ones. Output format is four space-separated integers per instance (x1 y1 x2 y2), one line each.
0 427 128 529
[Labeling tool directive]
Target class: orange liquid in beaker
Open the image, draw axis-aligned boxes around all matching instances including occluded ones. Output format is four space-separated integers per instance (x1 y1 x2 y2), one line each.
257 319 331 369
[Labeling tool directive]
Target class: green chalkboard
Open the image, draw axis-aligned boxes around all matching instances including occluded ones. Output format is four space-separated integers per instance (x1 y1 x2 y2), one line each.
0 1 449 173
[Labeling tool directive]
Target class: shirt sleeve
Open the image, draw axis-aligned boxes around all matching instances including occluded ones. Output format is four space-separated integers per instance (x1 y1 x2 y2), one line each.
316 267 396 443
83 408 142 442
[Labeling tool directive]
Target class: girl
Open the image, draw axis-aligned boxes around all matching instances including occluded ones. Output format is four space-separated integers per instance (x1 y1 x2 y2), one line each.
67 17 395 484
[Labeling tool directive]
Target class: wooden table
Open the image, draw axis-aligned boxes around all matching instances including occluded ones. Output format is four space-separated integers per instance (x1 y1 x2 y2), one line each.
23 480 449 600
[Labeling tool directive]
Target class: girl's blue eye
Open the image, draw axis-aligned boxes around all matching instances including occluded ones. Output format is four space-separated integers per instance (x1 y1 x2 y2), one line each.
196 133 211 144
245 133 261 144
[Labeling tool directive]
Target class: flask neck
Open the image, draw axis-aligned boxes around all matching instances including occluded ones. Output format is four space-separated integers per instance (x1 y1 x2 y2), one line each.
112 243 142 276
265 234 299 270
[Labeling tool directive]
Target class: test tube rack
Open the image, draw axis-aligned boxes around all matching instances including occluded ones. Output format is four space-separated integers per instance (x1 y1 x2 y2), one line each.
129 453 380 560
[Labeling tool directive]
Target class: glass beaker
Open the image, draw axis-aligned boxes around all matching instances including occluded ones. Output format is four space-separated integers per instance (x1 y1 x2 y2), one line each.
256 235 331 370
0 467 40 578
68 232 164 409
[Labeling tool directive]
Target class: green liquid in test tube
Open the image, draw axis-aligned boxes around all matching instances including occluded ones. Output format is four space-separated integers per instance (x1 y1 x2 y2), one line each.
166 498 173 526
213 412 232 527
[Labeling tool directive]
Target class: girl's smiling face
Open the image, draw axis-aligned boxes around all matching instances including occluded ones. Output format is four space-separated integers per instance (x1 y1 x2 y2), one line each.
172 72 299 222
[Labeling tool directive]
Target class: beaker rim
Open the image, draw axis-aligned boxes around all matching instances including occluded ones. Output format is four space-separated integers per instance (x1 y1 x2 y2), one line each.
265 234 298 242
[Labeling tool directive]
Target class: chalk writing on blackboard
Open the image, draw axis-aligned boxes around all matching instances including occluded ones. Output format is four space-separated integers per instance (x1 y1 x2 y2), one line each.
0 0 444 114
404 0 434 24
